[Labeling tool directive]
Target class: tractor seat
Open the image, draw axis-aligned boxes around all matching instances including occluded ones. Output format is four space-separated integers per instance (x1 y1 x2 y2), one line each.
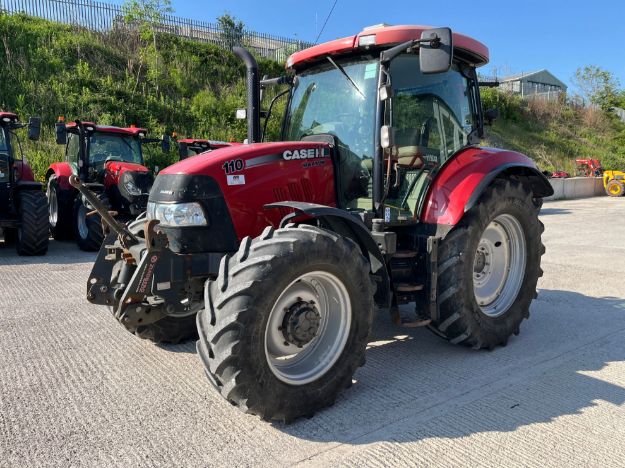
360 146 427 171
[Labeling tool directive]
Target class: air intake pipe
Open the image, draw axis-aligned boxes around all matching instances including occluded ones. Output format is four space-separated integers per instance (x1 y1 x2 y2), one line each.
233 47 261 144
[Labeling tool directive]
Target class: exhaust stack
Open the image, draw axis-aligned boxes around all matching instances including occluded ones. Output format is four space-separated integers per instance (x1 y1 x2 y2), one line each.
233 47 261 144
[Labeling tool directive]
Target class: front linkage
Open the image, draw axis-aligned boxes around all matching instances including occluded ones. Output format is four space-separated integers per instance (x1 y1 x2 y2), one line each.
73 176 215 340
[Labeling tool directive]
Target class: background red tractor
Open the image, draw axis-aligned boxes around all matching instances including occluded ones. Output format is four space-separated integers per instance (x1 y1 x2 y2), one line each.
0 112 49 255
46 120 169 251
81 25 553 422
575 158 603 177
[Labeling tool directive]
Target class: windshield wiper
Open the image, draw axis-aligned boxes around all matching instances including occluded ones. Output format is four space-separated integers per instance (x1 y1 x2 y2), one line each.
326 57 366 99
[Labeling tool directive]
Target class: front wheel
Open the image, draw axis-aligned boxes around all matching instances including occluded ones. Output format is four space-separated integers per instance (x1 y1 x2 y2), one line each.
47 176 74 240
429 179 545 349
196 225 375 422
606 179 625 197
74 194 107 251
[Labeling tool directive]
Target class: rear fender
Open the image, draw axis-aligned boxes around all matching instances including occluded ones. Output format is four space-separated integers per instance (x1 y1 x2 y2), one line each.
14 161 36 182
421 147 553 229
266 201 391 308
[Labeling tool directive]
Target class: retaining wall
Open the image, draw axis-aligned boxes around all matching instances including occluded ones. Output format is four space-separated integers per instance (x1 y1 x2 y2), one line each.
545 177 605 201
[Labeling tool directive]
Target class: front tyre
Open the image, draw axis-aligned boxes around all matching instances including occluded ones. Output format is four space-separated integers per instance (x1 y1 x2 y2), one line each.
606 179 625 197
429 179 545 349
74 194 107 251
47 175 74 240
196 225 375 422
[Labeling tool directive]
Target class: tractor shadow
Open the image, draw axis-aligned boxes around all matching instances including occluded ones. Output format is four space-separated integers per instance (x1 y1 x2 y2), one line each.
539 207 572 216
278 290 625 445
0 238 97 266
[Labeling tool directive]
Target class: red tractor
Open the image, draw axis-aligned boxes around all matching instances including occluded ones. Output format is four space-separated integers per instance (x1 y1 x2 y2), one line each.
80 25 553 422
575 158 603 177
177 138 239 160
46 120 169 251
0 112 49 255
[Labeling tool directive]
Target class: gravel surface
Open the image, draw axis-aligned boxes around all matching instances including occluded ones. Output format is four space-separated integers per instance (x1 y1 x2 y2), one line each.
1 196 624 467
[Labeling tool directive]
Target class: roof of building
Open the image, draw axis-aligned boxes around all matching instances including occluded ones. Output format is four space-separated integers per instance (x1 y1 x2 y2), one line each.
287 24 489 69
500 69 567 89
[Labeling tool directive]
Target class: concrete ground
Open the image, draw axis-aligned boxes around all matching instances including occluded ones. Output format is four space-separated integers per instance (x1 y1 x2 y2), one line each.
1 196 624 467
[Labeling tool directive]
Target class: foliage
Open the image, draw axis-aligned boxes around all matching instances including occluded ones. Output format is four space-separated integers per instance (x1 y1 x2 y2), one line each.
481 88 625 173
0 12 284 179
217 13 244 49
572 65 621 110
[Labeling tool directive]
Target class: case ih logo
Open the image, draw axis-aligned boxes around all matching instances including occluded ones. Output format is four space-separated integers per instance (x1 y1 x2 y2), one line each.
282 149 328 160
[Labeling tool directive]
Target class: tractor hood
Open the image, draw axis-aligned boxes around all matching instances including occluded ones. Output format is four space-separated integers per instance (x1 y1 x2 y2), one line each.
160 141 332 178
104 161 149 185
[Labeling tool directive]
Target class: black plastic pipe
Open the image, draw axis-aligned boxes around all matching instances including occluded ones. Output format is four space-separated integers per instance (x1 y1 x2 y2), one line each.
233 47 261 144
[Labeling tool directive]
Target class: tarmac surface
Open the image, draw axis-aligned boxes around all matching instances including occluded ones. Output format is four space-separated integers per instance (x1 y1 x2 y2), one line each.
1 196 624 467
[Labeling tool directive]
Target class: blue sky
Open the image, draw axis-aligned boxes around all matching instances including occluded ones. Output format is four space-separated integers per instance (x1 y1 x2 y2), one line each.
113 0 625 92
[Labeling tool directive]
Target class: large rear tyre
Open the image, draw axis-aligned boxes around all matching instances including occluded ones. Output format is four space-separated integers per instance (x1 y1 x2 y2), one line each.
16 190 49 256
47 175 74 240
74 194 107 251
196 225 375 423
429 179 544 349
605 179 625 197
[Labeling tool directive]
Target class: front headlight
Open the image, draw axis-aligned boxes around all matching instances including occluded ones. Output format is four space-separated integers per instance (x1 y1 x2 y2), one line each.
146 201 208 227
124 179 142 196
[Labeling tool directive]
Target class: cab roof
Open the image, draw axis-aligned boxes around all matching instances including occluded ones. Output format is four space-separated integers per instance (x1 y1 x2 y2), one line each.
287 24 489 69
177 139 232 147
66 121 148 136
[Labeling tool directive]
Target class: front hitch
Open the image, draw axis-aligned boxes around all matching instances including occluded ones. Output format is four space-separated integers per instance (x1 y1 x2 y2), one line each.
69 174 139 248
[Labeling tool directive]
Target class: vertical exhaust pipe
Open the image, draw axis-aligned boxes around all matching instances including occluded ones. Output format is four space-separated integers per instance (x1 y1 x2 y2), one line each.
233 47 261 144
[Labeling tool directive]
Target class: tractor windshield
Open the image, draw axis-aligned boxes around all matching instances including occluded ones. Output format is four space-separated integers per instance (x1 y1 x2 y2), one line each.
89 132 143 166
283 56 378 206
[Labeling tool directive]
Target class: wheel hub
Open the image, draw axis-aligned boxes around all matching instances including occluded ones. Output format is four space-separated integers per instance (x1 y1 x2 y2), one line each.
281 299 321 347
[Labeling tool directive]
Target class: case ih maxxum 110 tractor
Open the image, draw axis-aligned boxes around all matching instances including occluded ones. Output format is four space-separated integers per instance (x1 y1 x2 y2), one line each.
0 112 49 255
46 120 169 251
78 25 553 422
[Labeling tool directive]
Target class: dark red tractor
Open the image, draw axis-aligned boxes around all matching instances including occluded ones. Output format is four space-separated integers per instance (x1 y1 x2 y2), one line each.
575 158 603 177
46 120 169 251
80 25 553 422
177 138 239 160
0 112 49 255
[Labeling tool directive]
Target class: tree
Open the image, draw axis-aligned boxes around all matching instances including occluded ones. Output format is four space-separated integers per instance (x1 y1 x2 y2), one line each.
122 0 174 95
217 13 244 49
572 65 620 109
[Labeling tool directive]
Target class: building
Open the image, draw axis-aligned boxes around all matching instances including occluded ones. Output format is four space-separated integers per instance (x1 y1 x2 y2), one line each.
499 69 567 100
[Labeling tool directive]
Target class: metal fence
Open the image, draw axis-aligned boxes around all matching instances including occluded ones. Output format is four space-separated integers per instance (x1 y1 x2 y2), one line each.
0 0 312 62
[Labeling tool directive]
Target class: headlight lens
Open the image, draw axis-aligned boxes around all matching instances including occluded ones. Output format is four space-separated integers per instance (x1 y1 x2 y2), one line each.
146 201 208 227
124 179 142 196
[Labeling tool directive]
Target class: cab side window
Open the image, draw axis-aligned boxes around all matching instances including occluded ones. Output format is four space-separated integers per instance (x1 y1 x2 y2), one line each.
66 133 80 165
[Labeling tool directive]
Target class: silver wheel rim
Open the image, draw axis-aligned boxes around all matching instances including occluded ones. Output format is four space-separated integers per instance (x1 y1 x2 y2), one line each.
265 271 351 385
48 186 58 227
77 204 89 239
473 213 526 317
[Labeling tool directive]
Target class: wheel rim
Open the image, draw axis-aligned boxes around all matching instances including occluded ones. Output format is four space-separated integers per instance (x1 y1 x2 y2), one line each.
473 214 527 318
48 186 58 227
77 204 89 239
609 184 621 195
264 271 351 385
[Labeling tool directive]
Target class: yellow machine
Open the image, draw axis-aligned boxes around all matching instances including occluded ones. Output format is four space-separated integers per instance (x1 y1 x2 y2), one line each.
604 170 625 197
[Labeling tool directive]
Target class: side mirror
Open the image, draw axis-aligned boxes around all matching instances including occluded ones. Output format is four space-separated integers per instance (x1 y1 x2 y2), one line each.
55 122 67 145
27 117 41 141
161 134 170 153
420 27 453 74
484 108 499 126
178 142 188 160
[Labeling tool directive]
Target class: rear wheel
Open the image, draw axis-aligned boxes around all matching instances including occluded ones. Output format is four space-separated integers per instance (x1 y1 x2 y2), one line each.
606 179 625 197
74 194 107 251
429 179 544 349
196 225 375 422
16 190 49 256
47 176 74 240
